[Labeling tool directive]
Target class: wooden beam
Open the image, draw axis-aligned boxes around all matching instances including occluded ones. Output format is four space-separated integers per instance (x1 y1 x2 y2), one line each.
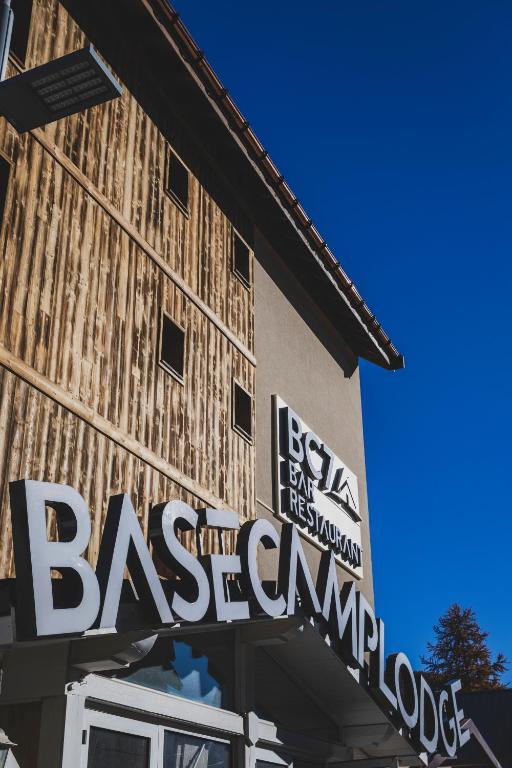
30 128 257 368
0 345 236 513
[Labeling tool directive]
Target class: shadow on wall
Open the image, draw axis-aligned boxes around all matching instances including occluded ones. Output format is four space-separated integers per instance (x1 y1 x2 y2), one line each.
255 231 358 380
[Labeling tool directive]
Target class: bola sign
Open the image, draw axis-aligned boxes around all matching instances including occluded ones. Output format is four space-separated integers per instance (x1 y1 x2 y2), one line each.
274 397 363 578
9 480 469 758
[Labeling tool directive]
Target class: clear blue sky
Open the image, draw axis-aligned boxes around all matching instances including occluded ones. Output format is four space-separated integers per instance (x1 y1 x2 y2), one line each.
177 1 512 678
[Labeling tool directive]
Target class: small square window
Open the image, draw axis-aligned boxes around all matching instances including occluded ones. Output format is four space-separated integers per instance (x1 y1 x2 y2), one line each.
10 0 33 66
159 312 185 382
0 154 11 226
232 232 251 288
233 380 253 442
166 151 189 214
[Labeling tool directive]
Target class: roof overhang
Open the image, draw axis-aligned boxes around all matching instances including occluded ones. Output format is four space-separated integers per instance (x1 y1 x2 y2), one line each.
0 613 423 762
145 616 427 765
243 617 426 764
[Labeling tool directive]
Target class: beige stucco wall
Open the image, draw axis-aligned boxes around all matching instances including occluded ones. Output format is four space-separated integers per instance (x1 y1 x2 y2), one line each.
254 229 374 605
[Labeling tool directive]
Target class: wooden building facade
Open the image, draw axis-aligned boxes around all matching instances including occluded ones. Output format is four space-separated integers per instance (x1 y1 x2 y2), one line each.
0 0 256 580
0 3 430 768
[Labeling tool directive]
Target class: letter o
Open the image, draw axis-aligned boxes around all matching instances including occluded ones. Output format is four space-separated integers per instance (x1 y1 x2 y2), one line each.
394 652 419 730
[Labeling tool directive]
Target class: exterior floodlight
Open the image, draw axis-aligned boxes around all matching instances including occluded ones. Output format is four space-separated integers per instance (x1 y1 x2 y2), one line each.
0 45 123 133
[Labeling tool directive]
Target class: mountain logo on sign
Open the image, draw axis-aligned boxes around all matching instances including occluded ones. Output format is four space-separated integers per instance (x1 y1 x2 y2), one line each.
326 471 360 522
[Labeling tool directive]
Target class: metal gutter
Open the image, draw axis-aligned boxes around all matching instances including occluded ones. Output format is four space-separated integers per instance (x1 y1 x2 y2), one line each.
142 0 405 370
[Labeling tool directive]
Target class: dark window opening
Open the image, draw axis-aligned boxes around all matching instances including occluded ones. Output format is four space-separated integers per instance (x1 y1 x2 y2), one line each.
233 380 253 441
88 727 150 768
233 232 251 288
166 151 189 213
159 312 185 382
10 0 33 66
0 155 11 228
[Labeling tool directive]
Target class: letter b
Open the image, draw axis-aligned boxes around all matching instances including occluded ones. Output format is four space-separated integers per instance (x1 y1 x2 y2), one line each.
9 480 100 638
281 406 304 464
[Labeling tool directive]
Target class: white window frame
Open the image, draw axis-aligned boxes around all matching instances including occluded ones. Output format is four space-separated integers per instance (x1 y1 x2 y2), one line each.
81 706 233 768
64 674 242 768
254 749 291 766
80 710 160 768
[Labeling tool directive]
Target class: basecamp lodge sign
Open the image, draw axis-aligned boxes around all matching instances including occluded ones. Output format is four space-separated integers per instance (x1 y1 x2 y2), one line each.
274 396 363 578
8 479 469 759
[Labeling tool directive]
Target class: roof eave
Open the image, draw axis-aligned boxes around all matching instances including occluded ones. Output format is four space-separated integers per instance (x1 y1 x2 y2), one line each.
138 0 405 371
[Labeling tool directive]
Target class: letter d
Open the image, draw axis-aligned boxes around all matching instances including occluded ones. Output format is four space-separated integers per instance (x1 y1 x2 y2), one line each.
10 480 100 638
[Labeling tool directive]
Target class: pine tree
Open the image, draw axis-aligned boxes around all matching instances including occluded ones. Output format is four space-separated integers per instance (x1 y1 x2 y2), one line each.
421 604 509 691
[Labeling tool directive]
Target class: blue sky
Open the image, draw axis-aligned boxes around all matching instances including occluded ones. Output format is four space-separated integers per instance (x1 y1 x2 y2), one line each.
177 1 512 678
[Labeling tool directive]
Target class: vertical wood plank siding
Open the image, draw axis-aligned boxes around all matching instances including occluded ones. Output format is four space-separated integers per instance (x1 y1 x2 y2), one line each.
0 0 255 576
24 0 254 352
0 368 212 576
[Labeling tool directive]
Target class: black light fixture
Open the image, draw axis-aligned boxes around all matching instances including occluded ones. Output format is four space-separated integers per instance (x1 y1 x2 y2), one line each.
0 0 122 133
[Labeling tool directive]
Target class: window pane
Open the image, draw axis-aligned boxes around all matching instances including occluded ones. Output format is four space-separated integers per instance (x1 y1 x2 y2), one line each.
163 731 229 768
0 155 11 229
111 639 227 708
160 313 185 380
233 234 250 287
167 152 189 211
88 727 149 768
233 382 252 440
10 0 33 64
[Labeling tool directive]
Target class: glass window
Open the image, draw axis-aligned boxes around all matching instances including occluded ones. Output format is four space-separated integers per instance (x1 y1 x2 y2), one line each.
163 731 229 768
159 312 185 381
10 0 33 65
166 151 189 213
88 726 150 768
232 233 251 288
111 639 226 708
232 380 253 441
0 155 11 228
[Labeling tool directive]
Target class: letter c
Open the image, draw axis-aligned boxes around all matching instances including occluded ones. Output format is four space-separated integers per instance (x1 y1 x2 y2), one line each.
237 519 286 617
302 432 323 481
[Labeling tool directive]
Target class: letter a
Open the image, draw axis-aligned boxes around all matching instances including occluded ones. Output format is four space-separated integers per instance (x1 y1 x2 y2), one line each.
96 494 173 629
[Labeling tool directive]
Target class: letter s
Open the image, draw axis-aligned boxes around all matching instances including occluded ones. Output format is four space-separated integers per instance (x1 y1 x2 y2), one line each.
150 500 210 622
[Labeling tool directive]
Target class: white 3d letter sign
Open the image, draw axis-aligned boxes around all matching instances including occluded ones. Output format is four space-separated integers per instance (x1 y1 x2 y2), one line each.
9 480 100 637
8 479 470 758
